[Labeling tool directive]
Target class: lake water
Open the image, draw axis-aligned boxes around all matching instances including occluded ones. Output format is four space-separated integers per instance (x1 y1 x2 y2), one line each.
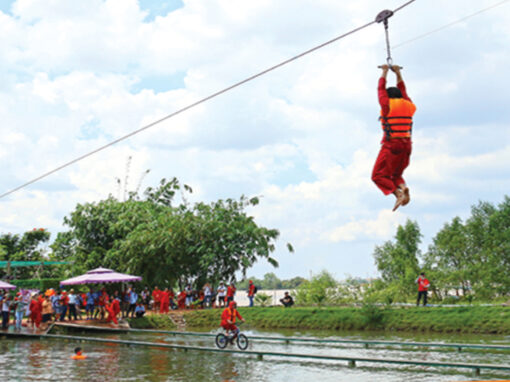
1 329 509 381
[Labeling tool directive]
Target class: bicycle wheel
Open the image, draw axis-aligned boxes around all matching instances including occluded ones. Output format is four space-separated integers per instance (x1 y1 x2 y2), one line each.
215 333 228 349
237 334 249 350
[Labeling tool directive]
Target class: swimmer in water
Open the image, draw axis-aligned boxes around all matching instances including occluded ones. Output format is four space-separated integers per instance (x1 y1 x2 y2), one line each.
71 347 87 360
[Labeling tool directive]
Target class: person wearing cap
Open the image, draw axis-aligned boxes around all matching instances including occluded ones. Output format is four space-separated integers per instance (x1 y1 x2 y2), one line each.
226 283 236 305
247 280 256 307
220 301 245 341
416 272 430 306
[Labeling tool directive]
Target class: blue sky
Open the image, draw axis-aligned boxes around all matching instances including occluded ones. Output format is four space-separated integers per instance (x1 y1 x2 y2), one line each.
0 0 509 281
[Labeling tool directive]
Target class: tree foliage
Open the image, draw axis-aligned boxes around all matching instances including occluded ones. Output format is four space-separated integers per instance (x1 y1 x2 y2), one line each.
51 178 287 288
295 270 338 306
0 229 51 279
425 198 510 299
373 220 421 300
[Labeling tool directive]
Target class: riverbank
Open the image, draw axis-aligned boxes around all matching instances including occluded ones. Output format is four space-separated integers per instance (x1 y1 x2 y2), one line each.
183 305 510 334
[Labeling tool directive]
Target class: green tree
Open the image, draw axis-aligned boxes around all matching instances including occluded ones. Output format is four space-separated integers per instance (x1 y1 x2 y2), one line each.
373 220 421 301
464 198 510 298
425 217 472 299
52 178 290 289
0 229 51 279
262 272 282 289
295 270 337 306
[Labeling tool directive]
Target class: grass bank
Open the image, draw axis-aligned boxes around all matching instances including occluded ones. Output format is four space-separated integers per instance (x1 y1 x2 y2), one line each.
127 314 176 330
183 305 510 334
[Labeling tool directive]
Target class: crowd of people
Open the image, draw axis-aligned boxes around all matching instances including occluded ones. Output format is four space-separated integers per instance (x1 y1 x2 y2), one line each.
0 279 295 331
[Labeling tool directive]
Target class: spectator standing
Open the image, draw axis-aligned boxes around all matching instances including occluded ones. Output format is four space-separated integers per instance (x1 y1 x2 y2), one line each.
185 284 193 308
127 288 138 318
160 288 170 314
416 272 430 306
152 287 161 312
141 287 150 310
203 283 212 308
247 280 256 307
217 282 227 308
60 291 69 321
1 294 11 330
226 283 236 305
15 294 27 331
85 289 95 320
41 296 54 329
68 289 78 321
29 294 42 328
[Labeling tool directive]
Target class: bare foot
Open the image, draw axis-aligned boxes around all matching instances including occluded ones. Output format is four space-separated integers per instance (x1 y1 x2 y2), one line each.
392 188 405 212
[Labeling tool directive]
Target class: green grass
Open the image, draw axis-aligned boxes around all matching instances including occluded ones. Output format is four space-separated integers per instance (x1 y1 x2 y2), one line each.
183 306 510 334
127 314 176 330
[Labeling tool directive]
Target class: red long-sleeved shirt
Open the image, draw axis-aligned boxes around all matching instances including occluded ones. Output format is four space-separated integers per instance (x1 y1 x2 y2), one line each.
378 77 412 117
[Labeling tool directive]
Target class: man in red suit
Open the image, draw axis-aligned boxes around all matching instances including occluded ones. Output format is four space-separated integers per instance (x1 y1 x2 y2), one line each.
372 65 417 211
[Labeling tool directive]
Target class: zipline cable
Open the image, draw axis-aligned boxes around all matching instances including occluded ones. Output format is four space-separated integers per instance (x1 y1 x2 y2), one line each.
394 0 510 49
0 0 418 201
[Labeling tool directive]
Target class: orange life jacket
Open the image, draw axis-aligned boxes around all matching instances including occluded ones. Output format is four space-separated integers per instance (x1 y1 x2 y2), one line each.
380 98 416 139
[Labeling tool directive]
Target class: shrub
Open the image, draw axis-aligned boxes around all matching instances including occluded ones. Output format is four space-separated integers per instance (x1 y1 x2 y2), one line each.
255 293 272 307
296 271 337 307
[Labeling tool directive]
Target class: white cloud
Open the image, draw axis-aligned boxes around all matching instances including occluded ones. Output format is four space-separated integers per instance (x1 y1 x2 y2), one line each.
0 0 509 279
325 209 403 242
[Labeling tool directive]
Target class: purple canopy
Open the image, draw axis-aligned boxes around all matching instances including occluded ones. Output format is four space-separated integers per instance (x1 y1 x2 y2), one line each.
60 267 142 286
0 280 16 290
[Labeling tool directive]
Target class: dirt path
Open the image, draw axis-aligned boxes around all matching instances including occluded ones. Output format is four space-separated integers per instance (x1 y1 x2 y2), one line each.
167 311 187 330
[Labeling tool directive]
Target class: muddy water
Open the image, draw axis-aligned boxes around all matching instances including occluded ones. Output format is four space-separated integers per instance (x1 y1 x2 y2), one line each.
0 329 509 381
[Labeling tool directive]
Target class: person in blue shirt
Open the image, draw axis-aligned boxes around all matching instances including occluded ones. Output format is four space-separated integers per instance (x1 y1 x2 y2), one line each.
134 303 145 318
85 289 95 320
127 288 138 318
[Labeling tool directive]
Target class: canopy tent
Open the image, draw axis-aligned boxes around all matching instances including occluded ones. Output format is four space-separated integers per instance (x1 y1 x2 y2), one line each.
60 267 142 286
0 280 16 290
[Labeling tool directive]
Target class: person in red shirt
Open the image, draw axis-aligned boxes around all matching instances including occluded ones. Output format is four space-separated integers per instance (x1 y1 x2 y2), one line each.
177 290 186 310
247 280 256 307
106 294 121 325
97 289 109 320
372 65 417 211
226 283 236 305
160 288 170 314
416 272 430 306
29 294 42 330
168 288 176 310
152 287 161 312
220 301 245 340
60 291 69 322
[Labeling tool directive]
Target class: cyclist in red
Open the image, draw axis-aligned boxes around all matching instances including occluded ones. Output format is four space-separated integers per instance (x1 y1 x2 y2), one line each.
220 301 245 340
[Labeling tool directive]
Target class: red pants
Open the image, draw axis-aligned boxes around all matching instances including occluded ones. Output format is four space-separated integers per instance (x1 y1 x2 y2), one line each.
106 310 118 324
160 302 169 314
221 323 237 332
372 138 412 195
31 312 41 328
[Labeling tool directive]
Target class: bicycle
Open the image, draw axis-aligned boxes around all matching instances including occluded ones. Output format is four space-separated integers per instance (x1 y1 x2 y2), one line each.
215 323 249 350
